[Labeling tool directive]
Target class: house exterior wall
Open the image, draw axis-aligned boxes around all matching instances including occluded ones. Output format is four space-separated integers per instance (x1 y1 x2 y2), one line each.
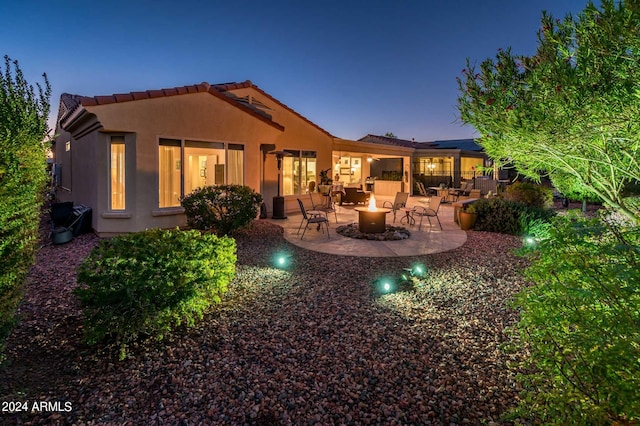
226 87 334 215
57 92 282 235
54 119 100 228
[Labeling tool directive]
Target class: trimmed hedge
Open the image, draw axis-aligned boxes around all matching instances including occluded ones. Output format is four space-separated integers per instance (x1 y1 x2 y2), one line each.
181 184 262 236
75 229 236 358
0 56 50 343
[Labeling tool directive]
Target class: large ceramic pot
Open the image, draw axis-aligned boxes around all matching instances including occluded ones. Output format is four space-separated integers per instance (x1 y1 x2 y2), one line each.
458 211 477 231
318 184 331 195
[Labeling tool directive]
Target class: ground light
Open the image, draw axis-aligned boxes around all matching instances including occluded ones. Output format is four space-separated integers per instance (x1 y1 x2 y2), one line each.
523 235 537 247
372 275 396 295
272 252 292 269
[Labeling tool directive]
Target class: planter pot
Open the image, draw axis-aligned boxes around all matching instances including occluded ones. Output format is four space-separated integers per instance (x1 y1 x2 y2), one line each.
458 211 477 231
318 184 331 195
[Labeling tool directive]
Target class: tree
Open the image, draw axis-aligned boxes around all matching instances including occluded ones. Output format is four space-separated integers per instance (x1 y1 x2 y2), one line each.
0 55 51 343
384 132 397 138
457 0 640 223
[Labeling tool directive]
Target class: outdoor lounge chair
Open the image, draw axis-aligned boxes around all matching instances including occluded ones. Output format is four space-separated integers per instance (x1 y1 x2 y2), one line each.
412 195 443 231
340 187 369 205
297 198 330 240
383 192 409 222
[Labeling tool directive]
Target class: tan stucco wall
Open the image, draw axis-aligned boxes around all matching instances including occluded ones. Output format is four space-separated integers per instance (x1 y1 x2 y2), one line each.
80 92 283 234
226 87 334 216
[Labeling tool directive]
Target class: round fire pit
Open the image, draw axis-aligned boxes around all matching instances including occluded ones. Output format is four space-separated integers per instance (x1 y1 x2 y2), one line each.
354 207 391 234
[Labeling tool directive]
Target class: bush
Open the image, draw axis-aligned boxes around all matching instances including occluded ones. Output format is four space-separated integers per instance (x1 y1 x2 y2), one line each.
75 229 236 358
181 185 262 235
472 198 555 235
508 215 640 423
0 56 50 343
504 182 553 209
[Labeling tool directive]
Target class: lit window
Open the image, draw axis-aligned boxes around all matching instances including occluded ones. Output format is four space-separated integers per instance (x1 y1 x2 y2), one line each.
110 136 126 210
159 139 245 208
283 150 316 195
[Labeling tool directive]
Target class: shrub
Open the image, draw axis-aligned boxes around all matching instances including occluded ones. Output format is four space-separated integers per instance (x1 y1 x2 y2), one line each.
508 215 640 423
181 185 262 235
473 198 555 235
0 56 50 343
75 229 236 358
504 182 553 209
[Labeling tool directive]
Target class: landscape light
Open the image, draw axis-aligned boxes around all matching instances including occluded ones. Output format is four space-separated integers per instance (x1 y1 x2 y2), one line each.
524 236 537 247
273 253 292 269
373 275 396 295
412 264 425 276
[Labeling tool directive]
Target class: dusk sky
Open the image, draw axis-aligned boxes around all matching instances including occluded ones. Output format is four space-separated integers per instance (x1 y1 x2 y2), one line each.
2 0 588 142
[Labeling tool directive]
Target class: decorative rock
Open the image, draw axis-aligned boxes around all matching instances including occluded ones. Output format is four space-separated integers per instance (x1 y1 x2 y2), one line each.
335 223 411 240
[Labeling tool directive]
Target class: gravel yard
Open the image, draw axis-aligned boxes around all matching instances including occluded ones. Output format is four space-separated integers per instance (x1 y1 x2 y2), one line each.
1 219 529 425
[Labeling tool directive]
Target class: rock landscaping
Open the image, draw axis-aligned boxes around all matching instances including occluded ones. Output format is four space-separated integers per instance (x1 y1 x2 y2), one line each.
0 219 528 425
335 223 411 240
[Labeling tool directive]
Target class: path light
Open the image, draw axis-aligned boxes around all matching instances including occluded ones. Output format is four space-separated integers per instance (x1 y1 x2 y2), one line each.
412 263 426 276
373 275 396 295
523 235 537 247
273 252 292 269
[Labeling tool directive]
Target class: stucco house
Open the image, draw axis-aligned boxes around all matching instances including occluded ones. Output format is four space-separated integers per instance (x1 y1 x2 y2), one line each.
53 80 489 235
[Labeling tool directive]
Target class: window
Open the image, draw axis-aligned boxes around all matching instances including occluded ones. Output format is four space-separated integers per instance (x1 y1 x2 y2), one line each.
110 136 126 210
283 150 316 195
158 138 245 208
228 144 244 185
184 140 224 195
159 139 182 208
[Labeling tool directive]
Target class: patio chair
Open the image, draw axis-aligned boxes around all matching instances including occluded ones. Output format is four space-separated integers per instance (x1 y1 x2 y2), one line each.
412 195 443 231
383 192 409 223
309 191 338 222
415 181 431 203
340 187 369 205
297 198 330 240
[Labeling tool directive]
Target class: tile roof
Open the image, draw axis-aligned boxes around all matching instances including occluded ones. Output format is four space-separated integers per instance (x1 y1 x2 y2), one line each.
358 134 422 149
429 139 483 151
214 81 335 138
360 134 482 152
59 81 284 131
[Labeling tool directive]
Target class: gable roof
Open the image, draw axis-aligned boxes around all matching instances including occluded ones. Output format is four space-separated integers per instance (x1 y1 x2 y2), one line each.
215 81 335 138
58 81 285 131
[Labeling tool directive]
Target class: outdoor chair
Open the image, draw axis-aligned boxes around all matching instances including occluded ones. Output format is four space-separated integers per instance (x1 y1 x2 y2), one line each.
416 181 431 198
412 195 443 231
383 192 409 222
309 191 338 222
340 187 369 205
297 198 330 240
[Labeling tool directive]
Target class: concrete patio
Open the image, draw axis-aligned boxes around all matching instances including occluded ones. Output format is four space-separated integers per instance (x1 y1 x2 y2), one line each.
267 194 467 257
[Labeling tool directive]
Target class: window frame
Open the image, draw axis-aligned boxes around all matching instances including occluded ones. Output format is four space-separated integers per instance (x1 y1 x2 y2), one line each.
157 137 246 209
108 135 126 211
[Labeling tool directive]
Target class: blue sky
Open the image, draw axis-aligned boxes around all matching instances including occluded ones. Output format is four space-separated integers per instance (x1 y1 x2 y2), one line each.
2 0 588 141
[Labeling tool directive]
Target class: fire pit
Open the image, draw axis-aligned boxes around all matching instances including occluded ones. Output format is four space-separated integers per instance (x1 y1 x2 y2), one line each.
354 194 390 233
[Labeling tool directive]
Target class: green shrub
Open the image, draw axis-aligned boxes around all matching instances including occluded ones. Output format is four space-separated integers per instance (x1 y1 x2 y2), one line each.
508 215 640 424
473 198 555 235
0 56 50 343
504 182 553 209
75 229 236 358
181 184 262 235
